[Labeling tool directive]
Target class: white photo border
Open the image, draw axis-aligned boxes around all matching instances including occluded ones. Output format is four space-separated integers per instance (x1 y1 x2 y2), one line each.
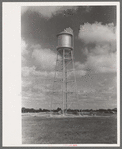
2 2 120 147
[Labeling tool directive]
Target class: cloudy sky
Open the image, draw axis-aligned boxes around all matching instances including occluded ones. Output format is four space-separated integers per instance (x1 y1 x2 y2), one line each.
21 5 117 110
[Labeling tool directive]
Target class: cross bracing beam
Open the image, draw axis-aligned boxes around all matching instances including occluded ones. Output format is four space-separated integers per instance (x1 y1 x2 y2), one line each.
50 42 79 115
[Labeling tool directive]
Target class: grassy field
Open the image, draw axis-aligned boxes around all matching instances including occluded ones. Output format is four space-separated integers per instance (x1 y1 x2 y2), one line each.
22 114 117 144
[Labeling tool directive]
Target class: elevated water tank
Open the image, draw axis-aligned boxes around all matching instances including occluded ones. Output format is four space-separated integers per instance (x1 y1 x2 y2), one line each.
57 31 73 50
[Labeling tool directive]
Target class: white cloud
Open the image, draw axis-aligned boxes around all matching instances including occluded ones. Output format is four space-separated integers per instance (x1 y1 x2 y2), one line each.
22 66 36 77
21 38 29 66
31 45 57 71
78 88 96 95
21 42 63 105
74 62 87 77
79 22 116 44
78 22 117 73
97 76 117 96
21 6 78 19
22 80 32 87
75 61 85 70
22 66 54 107
90 44 116 55
75 70 87 77
21 38 28 55
85 52 116 73
22 66 55 78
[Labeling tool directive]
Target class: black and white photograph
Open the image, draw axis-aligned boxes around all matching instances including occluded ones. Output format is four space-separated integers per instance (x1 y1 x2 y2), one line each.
3 2 120 147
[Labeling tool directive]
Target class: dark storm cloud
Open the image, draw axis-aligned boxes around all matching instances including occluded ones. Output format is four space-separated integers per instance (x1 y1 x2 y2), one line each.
21 6 116 63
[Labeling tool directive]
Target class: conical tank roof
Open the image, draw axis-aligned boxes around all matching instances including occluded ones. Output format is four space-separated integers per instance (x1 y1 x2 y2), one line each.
57 27 73 36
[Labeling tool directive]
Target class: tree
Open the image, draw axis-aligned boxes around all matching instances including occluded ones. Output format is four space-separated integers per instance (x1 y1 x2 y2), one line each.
57 107 61 112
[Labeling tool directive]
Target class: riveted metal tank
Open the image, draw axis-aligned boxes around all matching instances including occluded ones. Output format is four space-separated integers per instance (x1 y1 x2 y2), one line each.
57 31 73 50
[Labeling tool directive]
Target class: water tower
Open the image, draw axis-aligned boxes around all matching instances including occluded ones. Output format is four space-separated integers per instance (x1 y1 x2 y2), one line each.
51 28 78 116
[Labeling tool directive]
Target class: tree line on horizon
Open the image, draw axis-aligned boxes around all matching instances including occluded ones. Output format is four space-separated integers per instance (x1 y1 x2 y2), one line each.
21 107 117 113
